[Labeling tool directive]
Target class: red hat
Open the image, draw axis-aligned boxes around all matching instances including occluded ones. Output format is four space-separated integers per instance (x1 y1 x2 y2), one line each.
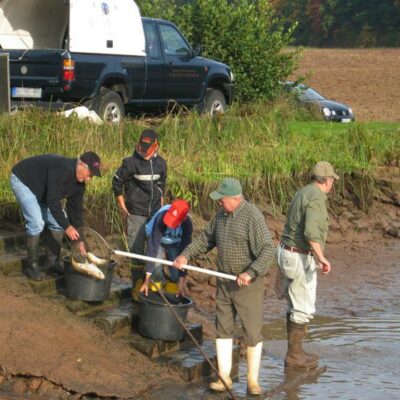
163 199 190 229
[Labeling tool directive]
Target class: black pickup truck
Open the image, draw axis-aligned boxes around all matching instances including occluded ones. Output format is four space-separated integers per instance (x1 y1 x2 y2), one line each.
0 1 234 122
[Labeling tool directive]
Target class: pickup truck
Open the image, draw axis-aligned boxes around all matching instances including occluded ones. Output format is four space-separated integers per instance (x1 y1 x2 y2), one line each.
0 0 234 122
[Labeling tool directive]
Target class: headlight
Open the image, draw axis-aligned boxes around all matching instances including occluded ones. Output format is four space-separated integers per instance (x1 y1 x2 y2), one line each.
348 108 353 114
323 107 331 117
331 110 336 116
230 71 234 82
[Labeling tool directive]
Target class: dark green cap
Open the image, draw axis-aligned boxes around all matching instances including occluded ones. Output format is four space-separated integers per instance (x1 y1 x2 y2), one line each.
210 178 242 200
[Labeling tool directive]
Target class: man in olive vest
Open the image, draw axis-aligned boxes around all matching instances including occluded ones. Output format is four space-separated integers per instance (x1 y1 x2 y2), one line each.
277 161 337 369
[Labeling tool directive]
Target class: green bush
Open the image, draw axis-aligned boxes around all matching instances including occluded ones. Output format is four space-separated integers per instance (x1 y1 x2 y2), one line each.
136 0 299 101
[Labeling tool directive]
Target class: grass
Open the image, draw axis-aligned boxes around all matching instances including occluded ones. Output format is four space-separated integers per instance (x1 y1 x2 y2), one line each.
1 103 399 230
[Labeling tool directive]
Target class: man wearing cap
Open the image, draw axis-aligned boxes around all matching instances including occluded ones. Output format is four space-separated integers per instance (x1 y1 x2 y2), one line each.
10 151 101 280
174 178 275 395
139 199 192 297
112 129 167 281
277 161 338 370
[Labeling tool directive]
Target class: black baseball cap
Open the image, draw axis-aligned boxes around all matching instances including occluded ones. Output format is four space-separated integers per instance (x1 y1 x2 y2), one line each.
80 151 101 177
136 129 159 157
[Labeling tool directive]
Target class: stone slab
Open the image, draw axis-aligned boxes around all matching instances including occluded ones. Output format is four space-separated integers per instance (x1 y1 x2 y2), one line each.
0 251 46 277
90 301 140 335
159 341 240 382
0 230 25 254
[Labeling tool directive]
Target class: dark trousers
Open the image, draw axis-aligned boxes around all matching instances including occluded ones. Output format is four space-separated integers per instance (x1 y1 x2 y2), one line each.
215 277 265 346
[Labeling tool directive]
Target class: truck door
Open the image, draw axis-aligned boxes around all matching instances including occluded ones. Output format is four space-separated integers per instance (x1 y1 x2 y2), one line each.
157 22 205 102
141 20 165 101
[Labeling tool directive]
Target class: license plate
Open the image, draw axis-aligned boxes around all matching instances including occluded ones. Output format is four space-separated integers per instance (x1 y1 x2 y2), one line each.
11 87 42 99
341 118 351 123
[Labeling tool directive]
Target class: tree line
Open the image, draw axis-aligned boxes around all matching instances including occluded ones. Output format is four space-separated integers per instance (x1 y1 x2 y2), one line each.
271 0 400 47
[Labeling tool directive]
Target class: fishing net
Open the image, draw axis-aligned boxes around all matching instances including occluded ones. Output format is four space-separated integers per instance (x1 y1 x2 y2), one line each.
69 227 112 280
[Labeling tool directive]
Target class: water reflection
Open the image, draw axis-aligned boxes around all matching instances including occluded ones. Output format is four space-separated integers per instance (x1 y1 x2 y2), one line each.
148 313 400 400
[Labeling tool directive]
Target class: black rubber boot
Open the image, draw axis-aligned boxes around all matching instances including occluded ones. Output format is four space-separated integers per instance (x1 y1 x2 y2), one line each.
285 320 319 369
45 230 64 276
24 235 43 281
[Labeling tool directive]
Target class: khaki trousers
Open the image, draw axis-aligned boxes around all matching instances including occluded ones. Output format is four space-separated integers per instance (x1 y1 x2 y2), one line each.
277 245 317 324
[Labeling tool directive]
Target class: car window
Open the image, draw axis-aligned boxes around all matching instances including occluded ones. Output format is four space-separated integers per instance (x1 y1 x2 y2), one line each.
143 22 161 59
297 87 325 101
159 23 190 56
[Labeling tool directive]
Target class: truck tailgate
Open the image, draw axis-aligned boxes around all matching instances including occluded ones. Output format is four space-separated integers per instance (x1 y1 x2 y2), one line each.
5 49 65 99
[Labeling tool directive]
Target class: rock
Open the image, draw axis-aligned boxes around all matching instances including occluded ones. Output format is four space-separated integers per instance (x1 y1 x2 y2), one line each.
36 380 57 396
27 377 43 392
188 284 203 294
340 210 356 220
190 271 209 284
329 218 341 230
327 231 346 244
354 219 371 231
385 227 399 238
377 216 390 230
11 379 28 395
208 276 217 287
338 218 354 232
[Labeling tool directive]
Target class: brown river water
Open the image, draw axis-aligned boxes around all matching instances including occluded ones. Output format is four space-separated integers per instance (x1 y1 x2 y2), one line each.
143 239 400 400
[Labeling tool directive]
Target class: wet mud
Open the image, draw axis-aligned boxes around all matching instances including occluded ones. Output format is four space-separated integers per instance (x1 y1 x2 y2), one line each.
1 182 399 399
143 238 400 400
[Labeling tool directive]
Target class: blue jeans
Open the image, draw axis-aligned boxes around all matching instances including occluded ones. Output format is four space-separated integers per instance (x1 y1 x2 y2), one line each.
151 242 185 283
10 173 64 236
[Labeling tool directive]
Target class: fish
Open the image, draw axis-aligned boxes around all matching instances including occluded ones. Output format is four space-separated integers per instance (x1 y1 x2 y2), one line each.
86 251 108 266
71 257 105 280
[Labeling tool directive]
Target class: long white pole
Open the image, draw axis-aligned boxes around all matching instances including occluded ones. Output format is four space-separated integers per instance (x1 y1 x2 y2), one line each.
114 249 237 281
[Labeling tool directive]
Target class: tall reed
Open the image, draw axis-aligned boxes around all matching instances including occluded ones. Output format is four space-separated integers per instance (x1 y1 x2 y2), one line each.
1 103 399 230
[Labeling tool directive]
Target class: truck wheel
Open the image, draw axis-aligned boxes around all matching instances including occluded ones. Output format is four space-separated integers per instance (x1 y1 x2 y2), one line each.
204 89 227 115
93 89 125 123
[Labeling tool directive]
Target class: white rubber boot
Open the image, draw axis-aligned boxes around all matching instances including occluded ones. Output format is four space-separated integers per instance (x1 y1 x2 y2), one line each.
247 341 263 395
209 338 233 392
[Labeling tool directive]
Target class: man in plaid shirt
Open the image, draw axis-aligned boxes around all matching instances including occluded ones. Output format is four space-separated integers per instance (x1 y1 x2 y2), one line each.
174 178 275 395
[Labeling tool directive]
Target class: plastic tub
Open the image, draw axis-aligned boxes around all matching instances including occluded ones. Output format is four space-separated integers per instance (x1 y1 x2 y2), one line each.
63 256 115 302
138 291 192 342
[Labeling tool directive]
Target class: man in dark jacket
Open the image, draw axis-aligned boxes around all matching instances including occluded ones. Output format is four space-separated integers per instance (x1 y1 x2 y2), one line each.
112 129 167 283
10 152 101 281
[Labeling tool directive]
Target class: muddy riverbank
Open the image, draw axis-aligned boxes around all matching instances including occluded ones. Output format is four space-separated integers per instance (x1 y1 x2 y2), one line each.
0 173 399 399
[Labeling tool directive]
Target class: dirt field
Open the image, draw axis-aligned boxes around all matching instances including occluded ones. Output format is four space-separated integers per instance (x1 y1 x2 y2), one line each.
292 48 400 122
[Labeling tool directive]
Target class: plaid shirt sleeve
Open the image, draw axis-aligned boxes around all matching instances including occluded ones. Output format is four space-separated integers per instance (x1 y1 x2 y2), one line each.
246 210 275 278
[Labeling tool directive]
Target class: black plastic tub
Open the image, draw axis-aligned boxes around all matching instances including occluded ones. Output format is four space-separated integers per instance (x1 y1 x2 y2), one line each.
63 256 115 302
138 292 192 342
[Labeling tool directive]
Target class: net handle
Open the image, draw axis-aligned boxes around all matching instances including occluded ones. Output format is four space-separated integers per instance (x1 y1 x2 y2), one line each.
114 249 237 281
79 227 237 282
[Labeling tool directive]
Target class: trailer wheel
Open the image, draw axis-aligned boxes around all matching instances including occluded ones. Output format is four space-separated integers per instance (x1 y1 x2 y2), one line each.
92 89 125 123
204 88 227 115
